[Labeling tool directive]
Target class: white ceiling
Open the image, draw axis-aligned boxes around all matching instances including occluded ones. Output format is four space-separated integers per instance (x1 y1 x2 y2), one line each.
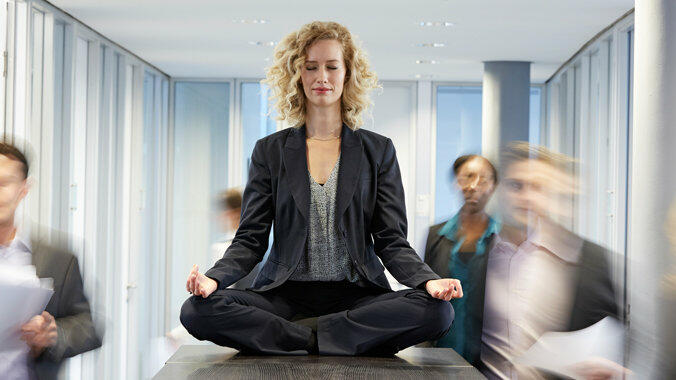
49 0 634 83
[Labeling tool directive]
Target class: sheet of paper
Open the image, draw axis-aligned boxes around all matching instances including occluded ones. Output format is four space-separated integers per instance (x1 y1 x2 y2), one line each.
0 264 40 286
516 317 625 379
0 268 54 350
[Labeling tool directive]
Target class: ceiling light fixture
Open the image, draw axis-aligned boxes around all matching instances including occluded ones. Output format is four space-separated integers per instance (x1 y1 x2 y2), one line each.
416 42 446 48
418 21 454 27
249 41 277 47
415 59 441 64
233 18 269 24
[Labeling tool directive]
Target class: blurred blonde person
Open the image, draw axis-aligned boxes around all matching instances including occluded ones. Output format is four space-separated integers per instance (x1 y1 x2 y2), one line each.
659 199 676 378
211 189 242 265
166 188 244 348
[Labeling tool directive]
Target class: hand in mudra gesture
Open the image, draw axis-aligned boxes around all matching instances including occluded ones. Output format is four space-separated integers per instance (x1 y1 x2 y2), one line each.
186 264 218 298
425 278 463 301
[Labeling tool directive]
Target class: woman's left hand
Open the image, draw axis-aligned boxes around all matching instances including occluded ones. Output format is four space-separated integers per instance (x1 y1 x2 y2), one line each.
425 279 463 301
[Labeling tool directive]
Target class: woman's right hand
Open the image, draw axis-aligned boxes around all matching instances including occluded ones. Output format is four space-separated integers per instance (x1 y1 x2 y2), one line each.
186 264 217 298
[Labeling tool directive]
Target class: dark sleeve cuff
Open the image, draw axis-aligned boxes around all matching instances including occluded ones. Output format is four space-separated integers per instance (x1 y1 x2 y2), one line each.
205 275 221 290
42 322 66 362
414 274 439 290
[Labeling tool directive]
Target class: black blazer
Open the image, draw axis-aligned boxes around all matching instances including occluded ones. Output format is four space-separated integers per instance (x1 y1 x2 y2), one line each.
464 233 620 369
205 125 440 291
423 222 456 278
31 234 102 379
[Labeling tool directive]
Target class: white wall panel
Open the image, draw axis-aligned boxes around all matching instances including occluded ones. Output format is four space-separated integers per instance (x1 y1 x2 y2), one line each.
369 81 417 244
544 13 634 324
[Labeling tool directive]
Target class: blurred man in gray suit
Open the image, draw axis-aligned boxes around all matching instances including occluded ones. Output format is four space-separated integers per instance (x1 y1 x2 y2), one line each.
0 139 101 379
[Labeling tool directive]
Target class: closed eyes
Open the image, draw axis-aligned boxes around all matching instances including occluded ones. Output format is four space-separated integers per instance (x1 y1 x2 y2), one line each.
305 67 338 71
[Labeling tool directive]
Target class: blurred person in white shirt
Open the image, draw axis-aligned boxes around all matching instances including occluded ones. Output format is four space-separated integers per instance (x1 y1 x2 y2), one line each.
211 188 242 265
0 138 100 379
167 188 245 347
462 142 622 380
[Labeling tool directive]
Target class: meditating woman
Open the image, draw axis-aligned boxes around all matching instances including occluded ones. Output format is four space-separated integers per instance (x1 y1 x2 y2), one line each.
180 21 462 356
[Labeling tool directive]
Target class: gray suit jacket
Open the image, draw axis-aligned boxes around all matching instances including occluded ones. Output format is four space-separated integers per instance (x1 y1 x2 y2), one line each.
30 234 102 379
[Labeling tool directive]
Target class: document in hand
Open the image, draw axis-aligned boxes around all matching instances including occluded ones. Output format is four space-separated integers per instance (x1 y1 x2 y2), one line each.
516 317 625 379
0 264 54 350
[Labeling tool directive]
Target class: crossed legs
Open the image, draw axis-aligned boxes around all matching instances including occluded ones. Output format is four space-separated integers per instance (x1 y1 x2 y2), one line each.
180 282 453 355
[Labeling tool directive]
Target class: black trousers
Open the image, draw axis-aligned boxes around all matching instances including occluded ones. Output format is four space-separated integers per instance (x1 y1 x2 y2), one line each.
180 281 454 355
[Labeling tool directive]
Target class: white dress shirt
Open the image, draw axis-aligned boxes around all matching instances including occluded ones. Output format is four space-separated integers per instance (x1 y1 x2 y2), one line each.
480 221 583 379
0 233 35 380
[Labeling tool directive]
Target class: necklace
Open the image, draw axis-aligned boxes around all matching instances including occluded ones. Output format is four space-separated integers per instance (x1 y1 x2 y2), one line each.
307 135 340 141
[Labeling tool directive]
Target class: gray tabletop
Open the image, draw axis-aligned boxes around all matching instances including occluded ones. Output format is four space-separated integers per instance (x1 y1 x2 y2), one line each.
153 345 486 379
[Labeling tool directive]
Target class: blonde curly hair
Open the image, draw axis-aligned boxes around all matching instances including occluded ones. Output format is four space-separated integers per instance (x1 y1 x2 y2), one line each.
263 21 379 129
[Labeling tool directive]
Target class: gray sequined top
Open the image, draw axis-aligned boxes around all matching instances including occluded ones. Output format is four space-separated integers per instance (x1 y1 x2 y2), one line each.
289 155 361 282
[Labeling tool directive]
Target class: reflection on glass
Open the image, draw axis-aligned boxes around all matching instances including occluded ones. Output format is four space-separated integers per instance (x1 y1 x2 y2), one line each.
170 82 230 327
434 86 483 223
434 86 543 223
529 87 541 146
241 82 277 181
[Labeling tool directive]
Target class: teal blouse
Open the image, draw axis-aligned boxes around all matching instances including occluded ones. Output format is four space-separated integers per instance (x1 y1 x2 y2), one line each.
434 211 500 357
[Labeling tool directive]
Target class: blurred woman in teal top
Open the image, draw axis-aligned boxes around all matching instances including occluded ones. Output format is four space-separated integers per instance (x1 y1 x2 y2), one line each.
423 154 499 360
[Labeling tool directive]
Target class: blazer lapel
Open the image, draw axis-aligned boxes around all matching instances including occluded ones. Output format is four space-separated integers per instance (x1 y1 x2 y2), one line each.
283 126 310 222
430 233 455 277
30 235 47 277
469 233 495 321
336 125 363 221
